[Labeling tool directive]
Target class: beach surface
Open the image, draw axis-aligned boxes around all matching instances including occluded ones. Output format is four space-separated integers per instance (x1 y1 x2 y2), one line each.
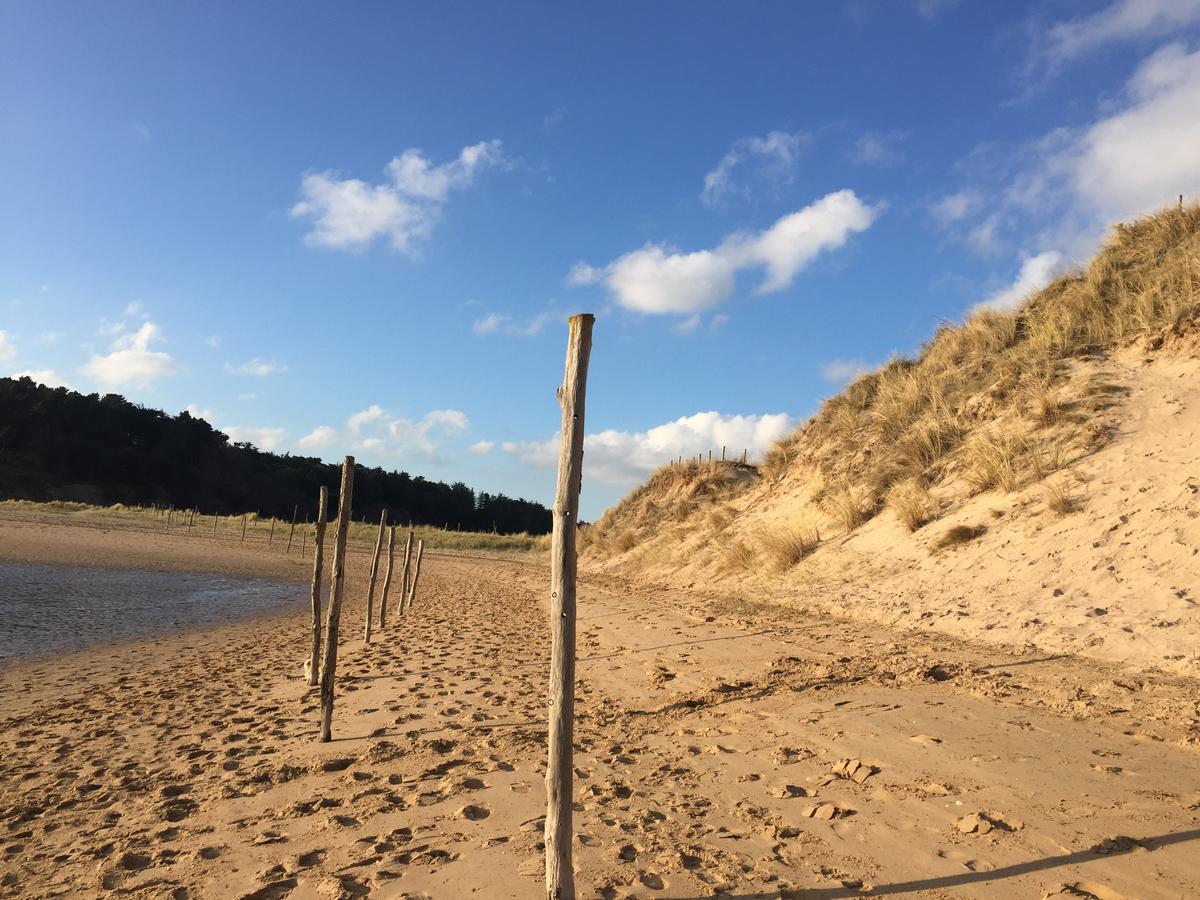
1 511 1198 898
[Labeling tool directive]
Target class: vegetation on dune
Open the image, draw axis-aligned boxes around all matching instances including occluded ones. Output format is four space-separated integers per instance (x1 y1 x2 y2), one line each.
586 202 1200 567
0 499 550 553
0 382 551 535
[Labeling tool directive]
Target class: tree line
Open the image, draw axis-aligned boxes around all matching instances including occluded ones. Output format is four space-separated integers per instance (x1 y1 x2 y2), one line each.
0 376 551 534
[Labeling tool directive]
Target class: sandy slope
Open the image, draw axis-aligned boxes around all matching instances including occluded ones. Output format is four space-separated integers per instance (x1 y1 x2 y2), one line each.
586 349 1200 677
1 518 1198 898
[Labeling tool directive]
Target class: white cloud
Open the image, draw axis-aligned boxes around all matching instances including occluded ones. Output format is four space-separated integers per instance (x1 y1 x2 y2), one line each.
820 358 874 383
291 140 505 252
35 331 62 346
124 301 144 317
299 425 338 449
469 439 496 454
222 425 287 451
929 190 980 226
503 411 796 485
1040 0 1200 70
0 331 14 361
849 130 907 166
82 321 177 388
307 406 471 461
237 392 257 401
571 190 880 315
1063 43 1200 225
972 251 1063 314
184 404 216 422
701 130 808 206
346 404 386 433
10 369 70 389
205 335 221 348
472 311 552 336
227 357 288 376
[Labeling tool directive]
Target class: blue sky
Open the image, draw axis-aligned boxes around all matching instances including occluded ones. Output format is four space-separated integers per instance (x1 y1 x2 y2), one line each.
4 0 1200 519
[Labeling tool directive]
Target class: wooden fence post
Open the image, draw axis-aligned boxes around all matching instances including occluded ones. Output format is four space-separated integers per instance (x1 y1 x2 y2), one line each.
319 457 354 742
363 509 387 643
405 540 424 609
308 487 328 687
268 517 275 547
545 312 594 900
286 504 298 554
241 514 247 542
379 525 396 629
301 518 309 559
398 530 414 614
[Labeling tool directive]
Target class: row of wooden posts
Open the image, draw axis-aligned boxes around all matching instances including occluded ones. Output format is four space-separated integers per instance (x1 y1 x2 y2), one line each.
673 446 749 466
298 457 427 743
151 501 427 563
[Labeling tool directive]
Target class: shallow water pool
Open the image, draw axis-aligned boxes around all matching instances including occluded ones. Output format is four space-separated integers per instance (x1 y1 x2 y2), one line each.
0 562 303 662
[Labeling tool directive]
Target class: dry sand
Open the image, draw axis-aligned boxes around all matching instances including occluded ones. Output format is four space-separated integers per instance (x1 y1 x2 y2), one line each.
1 513 1199 898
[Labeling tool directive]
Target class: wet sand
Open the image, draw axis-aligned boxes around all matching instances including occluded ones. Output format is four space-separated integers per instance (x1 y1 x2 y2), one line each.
0 511 1198 898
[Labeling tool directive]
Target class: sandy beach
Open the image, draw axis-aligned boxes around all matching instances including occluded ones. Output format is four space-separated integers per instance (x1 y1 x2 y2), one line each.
0 511 1197 898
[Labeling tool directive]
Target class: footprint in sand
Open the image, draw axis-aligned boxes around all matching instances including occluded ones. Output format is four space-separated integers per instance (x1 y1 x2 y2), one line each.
457 804 491 821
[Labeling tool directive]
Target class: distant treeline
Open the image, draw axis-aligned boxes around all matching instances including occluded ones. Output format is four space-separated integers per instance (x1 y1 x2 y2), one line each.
0 377 551 534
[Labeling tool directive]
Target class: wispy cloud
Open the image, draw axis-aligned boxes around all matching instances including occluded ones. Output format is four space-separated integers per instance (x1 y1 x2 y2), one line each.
472 311 553 337
291 141 506 252
222 425 287 451
820 358 874 384
469 439 496 454
82 321 177 388
972 251 1063 314
299 425 338 449
0 331 14 362
848 130 908 166
503 411 795 485
569 190 880 316
1028 0 1200 83
226 358 288 377
701 130 808 206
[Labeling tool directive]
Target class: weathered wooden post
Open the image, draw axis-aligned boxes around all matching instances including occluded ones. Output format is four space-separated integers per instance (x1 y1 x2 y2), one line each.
301 518 309 559
545 312 594 900
378 525 396 629
212 513 219 537
268 517 275 547
308 487 328 687
286 504 298 553
319 457 354 742
240 514 247 542
405 540 424 609
363 509 387 643
398 529 414 614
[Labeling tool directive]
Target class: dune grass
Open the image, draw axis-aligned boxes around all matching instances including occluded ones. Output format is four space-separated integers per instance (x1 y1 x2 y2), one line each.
585 203 1200 567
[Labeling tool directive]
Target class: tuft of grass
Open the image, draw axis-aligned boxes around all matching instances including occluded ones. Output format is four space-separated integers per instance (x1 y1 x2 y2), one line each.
722 539 757 574
933 523 987 551
962 428 1034 493
886 480 938 532
757 523 820 571
824 483 872 533
1044 477 1077 515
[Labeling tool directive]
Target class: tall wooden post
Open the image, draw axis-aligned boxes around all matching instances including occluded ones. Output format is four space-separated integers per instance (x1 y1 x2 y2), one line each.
301 518 309 559
268 517 275 547
545 312 594 900
398 530 414 614
308 487 329 687
319 457 354 742
363 509 387 643
405 540 425 609
212 513 219 537
286 504 298 553
240 514 247 542
379 525 396 629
